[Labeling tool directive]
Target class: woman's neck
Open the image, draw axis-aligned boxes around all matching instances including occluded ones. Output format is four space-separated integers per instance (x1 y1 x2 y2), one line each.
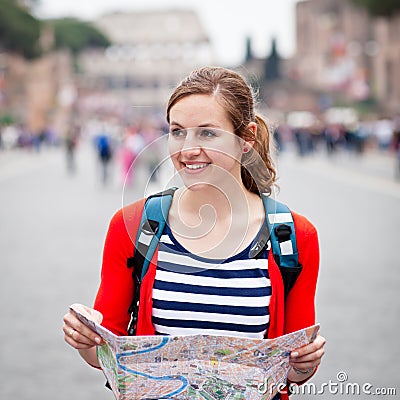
175 183 253 216
168 185 265 259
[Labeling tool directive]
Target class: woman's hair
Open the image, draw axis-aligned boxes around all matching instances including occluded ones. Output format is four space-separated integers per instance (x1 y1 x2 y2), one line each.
166 66 277 195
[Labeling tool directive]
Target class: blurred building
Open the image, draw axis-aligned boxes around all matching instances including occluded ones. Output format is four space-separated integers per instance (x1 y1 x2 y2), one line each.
78 9 215 119
294 0 400 114
1 50 74 136
373 14 400 113
240 37 320 115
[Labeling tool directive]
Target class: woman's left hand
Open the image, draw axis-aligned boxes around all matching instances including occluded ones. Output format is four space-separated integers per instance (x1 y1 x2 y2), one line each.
288 334 326 381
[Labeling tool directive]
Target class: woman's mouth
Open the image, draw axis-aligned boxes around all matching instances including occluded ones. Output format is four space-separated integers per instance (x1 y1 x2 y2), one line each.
182 162 210 172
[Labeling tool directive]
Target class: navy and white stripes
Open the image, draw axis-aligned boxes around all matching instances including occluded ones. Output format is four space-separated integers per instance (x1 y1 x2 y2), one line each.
152 225 271 339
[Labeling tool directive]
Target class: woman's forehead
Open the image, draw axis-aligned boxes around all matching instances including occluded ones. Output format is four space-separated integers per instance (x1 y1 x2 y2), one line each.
169 94 231 128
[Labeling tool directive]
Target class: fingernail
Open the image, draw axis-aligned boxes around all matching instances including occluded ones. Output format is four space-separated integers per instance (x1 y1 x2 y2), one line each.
291 351 299 358
95 337 101 344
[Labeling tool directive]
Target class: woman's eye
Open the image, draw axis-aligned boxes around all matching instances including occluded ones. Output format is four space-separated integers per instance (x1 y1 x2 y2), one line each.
199 129 216 138
170 129 186 138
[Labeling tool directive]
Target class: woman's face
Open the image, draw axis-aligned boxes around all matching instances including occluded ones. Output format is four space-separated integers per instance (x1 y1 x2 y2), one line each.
168 94 245 191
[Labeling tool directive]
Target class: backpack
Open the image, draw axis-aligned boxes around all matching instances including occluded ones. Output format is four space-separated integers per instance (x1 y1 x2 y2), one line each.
126 187 302 336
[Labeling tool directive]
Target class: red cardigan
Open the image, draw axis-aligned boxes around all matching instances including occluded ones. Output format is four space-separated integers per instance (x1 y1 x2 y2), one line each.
93 197 320 396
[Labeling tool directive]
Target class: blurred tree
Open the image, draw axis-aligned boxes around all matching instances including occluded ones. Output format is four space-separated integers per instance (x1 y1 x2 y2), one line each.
17 0 40 12
49 18 111 54
352 0 400 16
0 0 42 58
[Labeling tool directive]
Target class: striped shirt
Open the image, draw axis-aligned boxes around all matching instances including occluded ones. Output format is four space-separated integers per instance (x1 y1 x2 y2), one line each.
152 224 271 339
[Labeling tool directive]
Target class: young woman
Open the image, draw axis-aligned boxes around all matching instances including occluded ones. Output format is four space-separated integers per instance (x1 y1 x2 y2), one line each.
63 66 325 398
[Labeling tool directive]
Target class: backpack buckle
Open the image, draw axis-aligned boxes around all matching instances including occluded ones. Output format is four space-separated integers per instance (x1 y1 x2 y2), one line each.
141 219 159 235
274 224 292 242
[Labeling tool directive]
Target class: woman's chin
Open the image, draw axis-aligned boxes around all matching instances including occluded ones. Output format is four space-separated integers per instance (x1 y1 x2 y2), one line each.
183 181 212 192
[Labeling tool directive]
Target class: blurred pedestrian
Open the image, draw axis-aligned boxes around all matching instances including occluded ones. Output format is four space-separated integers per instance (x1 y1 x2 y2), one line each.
119 125 145 186
392 114 400 180
294 127 313 157
95 127 113 185
374 117 393 150
63 66 325 399
65 124 80 174
324 123 344 156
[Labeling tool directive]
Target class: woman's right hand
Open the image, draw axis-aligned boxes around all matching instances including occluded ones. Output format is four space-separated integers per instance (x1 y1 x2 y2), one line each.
63 303 104 349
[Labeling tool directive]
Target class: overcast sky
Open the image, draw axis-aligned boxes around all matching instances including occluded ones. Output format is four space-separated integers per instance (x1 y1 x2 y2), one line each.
35 0 302 65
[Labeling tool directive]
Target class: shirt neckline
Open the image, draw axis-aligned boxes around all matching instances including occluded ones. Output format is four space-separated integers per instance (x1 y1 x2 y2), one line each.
163 219 268 263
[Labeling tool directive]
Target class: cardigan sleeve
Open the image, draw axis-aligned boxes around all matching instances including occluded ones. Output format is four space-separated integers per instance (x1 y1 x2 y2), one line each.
283 212 320 334
93 200 145 336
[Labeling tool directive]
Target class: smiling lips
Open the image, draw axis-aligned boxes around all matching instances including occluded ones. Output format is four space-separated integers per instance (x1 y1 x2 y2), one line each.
182 162 210 172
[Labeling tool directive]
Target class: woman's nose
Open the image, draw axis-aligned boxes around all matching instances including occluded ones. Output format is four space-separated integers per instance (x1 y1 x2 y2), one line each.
181 132 201 155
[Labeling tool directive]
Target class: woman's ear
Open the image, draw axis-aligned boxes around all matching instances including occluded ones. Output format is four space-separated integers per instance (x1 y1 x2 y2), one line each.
242 122 257 152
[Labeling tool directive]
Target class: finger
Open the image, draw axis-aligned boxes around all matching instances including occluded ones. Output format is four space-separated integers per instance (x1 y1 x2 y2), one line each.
63 323 104 350
63 313 103 345
291 355 321 370
290 347 325 366
70 304 103 324
64 333 98 349
291 335 326 358
67 324 103 346
63 324 75 339
71 329 100 347
63 323 96 344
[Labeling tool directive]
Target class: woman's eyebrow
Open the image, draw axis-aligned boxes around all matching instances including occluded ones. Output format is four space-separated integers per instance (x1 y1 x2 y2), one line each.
169 122 221 129
169 122 184 129
198 123 220 128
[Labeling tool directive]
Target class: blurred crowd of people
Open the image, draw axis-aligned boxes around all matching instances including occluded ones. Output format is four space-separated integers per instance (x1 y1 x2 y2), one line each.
0 112 169 186
1 110 400 181
0 123 60 151
62 114 169 186
274 113 400 176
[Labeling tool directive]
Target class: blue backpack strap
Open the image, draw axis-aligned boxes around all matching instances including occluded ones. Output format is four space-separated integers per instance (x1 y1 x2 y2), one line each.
135 187 177 279
261 194 302 298
127 187 177 335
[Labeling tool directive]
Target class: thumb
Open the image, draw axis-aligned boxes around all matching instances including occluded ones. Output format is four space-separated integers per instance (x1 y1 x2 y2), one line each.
70 303 103 324
88 308 103 324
